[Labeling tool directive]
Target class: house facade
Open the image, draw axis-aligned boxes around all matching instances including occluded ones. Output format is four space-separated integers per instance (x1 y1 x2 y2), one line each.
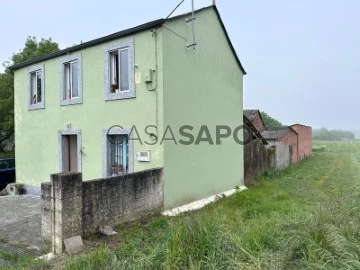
10 6 246 209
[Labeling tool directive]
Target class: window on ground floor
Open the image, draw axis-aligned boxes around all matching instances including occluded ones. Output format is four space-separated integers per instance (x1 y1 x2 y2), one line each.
108 134 129 176
103 128 133 177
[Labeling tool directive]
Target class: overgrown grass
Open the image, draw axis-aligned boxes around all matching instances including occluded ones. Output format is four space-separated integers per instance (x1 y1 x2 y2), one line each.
0 250 48 270
10 141 360 269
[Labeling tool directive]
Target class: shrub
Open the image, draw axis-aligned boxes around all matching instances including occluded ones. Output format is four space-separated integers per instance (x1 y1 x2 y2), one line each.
312 145 326 152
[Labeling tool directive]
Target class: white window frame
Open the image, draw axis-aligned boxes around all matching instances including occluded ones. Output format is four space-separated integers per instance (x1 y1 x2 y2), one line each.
104 39 135 101
64 60 79 100
28 64 45 110
60 53 82 106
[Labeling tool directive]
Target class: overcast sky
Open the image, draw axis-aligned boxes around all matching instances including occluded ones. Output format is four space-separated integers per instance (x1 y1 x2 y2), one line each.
1 0 359 130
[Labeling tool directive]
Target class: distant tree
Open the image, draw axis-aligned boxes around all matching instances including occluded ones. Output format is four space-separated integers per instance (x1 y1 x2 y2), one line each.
313 127 355 141
0 37 59 151
11 37 59 65
260 111 283 128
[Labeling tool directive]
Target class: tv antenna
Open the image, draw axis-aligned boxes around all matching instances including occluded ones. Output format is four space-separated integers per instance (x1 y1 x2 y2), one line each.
186 0 197 49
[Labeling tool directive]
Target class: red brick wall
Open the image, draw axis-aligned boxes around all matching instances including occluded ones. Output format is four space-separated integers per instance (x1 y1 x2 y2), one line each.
279 131 298 164
291 125 312 161
251 114 266 132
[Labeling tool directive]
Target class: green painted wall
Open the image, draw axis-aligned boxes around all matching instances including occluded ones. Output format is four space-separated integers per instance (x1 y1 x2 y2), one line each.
14 7 244 210
14 30 165 186
162 7 244 208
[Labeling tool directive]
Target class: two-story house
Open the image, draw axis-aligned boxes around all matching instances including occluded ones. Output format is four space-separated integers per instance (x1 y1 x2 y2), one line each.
10 5 246 209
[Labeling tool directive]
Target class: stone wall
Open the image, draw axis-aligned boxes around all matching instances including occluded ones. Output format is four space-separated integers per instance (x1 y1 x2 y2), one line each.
40 182 52 252
41 168 163 254
82 168 163 236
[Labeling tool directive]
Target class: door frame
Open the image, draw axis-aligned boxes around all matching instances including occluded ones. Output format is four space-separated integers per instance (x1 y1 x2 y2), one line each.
58 129 82 173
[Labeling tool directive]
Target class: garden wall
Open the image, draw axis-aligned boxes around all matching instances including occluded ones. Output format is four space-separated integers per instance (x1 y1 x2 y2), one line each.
41 168 163 254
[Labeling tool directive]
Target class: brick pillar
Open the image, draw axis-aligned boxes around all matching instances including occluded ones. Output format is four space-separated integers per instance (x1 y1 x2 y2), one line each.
51 173 83 254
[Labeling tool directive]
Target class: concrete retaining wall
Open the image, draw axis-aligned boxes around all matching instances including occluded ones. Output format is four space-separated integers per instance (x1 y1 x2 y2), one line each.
41 168 163 254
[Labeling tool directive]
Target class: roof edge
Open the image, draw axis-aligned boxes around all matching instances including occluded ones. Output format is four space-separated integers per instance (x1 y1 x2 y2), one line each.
243 115 268 144
9 5 247 75
290 123 312 128
212 5 247 75
9 18 165 71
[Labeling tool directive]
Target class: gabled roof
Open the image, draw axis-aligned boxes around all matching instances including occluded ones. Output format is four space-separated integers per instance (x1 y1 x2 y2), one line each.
290 124 312 128
261 127 298 141
243 109 260 121
243 109 265 127
243 115 268 145
205 6 246 74
9 5 246 74
9 18 165 71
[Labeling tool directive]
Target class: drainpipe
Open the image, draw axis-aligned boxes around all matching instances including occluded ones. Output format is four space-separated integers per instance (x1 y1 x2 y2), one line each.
151 30 159 137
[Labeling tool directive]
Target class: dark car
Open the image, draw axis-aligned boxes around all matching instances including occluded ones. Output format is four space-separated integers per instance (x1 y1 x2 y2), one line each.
0 158 15 191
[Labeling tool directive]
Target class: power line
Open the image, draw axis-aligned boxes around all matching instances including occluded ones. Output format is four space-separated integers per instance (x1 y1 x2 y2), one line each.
165 0 186 20
163 25 188 42
153 0 187 33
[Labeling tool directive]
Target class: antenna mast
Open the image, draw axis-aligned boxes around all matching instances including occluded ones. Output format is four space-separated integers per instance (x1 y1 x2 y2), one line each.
186 0 197 49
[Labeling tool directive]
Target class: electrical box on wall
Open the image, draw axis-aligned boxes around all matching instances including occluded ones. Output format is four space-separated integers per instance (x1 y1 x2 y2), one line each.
144 69 153 83
137 150 151 162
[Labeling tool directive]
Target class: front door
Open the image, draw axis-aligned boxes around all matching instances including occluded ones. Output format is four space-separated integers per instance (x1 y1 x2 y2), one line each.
62 135 78 172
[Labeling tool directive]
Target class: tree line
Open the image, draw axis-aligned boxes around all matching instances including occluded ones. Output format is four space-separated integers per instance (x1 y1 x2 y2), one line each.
260 112 356 141
313 127 355 141
260 111 282 128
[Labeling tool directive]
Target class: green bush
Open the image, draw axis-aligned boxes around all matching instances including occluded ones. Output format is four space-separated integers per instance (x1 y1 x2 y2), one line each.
312 145 326 152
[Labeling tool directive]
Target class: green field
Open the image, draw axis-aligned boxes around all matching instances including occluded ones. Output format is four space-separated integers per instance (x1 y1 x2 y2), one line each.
3 141 360 270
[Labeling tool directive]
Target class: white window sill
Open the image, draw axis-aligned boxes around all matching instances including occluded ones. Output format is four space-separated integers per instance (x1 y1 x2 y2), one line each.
104 90 135 101
28 102 45 111
61 97 83 106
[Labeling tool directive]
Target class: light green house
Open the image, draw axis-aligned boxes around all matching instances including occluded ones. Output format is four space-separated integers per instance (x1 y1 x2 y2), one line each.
10 5 246 209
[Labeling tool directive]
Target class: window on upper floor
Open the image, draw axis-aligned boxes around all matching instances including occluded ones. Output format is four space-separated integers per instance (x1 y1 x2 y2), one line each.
28 64 45 110
104 39 135 101
64 60 79 100
60 53 82 106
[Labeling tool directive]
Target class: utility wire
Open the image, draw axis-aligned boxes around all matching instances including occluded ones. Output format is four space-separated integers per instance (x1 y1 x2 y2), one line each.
165 0 186 20
153 0 187 33
163 25 188 42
